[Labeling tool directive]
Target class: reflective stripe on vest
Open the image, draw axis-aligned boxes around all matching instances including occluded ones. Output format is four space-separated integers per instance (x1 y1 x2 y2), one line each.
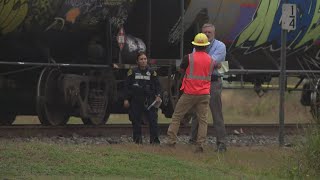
185 53 214 81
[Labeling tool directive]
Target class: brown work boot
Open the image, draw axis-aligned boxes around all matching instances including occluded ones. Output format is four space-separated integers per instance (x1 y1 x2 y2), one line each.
150 137 161 145
162 142 176 148
194 146 204 153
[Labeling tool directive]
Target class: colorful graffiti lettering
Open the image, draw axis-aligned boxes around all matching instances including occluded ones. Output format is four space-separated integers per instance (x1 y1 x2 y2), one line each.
0 0 28 34
232 0 320 53
65 8 81 24
234 0 278 48
24 0 64 31
62 0 132 27
295 1 320 48
227 3 257 45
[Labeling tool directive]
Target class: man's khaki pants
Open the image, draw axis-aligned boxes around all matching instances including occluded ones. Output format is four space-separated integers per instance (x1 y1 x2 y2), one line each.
167 93 210 147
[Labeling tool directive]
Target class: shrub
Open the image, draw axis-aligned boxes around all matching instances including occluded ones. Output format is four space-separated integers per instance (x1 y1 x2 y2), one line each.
289 125 320 178
285 122 320 179
303 126 320 175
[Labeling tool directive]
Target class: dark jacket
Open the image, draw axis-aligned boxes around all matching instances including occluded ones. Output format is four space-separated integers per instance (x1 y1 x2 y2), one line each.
124 66 161 105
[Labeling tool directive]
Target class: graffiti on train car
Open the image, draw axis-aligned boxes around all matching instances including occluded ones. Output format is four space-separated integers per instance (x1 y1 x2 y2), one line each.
66 0 126 7
24 0 63 30
0 0 64 34
0 0 28 34
231 0 320 54
63 0 130 26
65 0 127 12
168 0 261 45
0 0 134 34
167 0 320 56
41 0 133 30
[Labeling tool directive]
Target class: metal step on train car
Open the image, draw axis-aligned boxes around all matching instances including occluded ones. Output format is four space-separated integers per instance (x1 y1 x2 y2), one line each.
0 0 320 126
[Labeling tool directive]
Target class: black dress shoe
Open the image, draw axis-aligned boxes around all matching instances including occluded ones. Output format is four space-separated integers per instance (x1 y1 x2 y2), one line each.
150 137 160 144
134 137 143 144
188 139 196 145
215 143 227 153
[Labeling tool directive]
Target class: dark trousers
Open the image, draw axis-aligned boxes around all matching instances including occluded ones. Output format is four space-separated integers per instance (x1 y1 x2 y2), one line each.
129 101 160 144
190 79 226 144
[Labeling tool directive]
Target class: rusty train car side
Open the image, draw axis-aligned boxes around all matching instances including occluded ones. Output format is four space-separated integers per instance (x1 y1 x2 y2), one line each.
0 0 320 125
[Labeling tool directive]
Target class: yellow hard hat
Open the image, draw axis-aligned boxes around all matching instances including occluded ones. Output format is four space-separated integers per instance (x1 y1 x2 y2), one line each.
192 33 210 46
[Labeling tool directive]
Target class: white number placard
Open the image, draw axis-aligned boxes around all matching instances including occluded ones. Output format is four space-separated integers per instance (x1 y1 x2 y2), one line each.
282 4 296 31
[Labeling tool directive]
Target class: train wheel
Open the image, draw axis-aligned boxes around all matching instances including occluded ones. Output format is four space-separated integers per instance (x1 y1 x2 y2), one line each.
0 113 16 125
36 68 70 126
81 74 114 125
310 79 320 124
81 112 110 125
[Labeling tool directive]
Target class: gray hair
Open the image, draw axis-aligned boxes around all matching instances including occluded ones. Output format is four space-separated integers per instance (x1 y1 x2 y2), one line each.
202 23 215 32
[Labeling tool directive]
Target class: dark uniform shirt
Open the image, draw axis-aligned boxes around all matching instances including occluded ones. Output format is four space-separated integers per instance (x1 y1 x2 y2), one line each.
180 55 190 71
124 66 161 105
178 55 190 97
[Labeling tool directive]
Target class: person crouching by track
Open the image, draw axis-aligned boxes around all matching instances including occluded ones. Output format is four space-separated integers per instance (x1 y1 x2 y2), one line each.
167 33 220 153
124 51 162 144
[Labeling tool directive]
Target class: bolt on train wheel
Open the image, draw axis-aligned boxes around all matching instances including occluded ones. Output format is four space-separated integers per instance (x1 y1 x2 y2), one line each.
36 67 70 126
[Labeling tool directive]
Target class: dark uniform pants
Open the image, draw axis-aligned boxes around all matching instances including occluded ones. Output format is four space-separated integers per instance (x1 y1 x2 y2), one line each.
129 101 160 144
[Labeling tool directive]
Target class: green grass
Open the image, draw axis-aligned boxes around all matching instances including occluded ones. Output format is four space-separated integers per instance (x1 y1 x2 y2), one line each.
0 139 300 179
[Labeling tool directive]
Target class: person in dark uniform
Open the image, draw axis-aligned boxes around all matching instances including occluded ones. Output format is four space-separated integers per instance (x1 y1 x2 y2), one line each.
124 51 162 144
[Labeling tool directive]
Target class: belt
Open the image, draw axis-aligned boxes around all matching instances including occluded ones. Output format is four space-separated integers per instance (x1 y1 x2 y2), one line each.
211 75 221 82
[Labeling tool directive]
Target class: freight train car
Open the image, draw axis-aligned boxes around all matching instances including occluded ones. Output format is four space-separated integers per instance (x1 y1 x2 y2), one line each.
0 0 320 125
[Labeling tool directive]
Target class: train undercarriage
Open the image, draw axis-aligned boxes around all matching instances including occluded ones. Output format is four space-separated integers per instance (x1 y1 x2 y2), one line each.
1 59 320 126
0 59 180 126
0 66 115 125
1 0 320 125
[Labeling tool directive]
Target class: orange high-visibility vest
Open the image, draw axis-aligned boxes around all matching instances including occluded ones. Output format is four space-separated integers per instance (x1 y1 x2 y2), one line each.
180 52 214 95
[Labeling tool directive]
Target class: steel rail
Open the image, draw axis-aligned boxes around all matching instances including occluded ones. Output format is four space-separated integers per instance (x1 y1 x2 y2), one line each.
226 69 320 74
0 123 309 138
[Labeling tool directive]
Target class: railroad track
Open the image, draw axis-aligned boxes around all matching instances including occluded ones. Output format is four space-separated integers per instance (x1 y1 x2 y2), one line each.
0 123 309 137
